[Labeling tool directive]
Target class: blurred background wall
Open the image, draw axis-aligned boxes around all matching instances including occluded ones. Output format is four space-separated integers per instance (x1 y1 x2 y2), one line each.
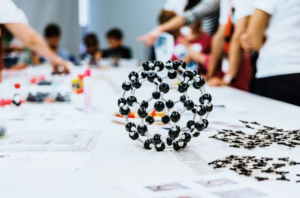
89 0 166 62
12 0 80 57
12 0 167 61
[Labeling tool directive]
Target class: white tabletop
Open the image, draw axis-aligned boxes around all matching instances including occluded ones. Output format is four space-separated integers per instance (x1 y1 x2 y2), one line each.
1 67 300 198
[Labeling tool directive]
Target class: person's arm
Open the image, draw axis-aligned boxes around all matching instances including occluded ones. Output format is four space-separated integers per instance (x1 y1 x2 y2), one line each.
138 0 220 46
7 62 26 70
138 16 185 47
4 23 68 70
241 9 270 51
186 48 207 65
223 16 249 84
206 24 225 79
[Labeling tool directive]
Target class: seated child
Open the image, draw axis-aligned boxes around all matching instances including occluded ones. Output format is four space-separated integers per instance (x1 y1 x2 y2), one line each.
102 28 132 59
80 33 102 66
44 23 77 64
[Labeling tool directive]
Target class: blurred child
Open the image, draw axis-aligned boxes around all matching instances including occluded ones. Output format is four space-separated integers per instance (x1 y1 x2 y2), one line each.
44 23 77 64
80 33 102 66
102 28 132 59
172 20 211 74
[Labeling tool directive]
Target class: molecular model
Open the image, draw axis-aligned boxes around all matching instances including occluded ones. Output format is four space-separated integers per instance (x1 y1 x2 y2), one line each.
210 120 300 149
209 155 300 182
117 60 213 152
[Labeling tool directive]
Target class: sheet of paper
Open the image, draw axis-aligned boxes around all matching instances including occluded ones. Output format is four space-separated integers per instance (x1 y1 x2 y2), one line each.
0 152 93 170
154 33 175 62
122 173 295 198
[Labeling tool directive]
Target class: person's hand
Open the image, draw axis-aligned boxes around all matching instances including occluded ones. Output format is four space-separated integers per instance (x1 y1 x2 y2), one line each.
183 55 191 64
138 27 162 47
241 33 252 52
51 57 69 74
207 77 226 87
178 37 191 48
93 51 102 62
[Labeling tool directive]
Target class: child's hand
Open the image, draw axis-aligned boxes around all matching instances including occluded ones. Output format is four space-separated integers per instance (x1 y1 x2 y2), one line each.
93 51 102 62
178 37 191 48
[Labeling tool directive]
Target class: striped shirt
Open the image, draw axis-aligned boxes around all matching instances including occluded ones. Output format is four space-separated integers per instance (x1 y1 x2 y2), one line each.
181 0 220 36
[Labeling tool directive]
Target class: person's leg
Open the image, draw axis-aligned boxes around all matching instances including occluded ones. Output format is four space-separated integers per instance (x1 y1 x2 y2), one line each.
255 73 300 106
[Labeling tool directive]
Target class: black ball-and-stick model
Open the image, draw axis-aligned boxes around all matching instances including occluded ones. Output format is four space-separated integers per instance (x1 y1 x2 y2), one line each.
118 60 213 152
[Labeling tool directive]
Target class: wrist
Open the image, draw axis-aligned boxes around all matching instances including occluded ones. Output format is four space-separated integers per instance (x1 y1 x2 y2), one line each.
51 56 62 66
223 73 236 85
156 26 163 34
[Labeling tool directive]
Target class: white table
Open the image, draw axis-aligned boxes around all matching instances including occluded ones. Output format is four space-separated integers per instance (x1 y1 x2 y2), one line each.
1 67 300 198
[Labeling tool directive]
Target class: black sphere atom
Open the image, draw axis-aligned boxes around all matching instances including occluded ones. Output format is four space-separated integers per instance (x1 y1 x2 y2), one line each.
178 82 188 93
126 96 137 106
119 60 213 152
140 100 149 108
154 101 165 112
145 116 154 125
138 107 148 118
137 125 148 136
162 115 170 124
128 71 139 82
170 111 181 123
152 91 161 100
159 83 170 93
125 122 136 132
166 100 174 109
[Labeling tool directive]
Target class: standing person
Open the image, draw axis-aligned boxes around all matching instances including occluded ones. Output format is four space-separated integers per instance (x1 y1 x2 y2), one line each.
205 0 254 91
241 0 300 106
138 0 220 46
0 0 68 82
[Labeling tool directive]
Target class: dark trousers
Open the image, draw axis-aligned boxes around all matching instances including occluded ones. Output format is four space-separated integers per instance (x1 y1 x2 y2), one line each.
255 73 300 106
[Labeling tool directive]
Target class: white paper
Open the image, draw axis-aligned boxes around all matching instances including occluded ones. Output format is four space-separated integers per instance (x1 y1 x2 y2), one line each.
154 33 175 62
122 173 294 198
0 152 92 170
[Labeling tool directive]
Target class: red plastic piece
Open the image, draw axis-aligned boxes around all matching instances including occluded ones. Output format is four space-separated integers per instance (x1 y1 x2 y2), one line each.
14 83 21 89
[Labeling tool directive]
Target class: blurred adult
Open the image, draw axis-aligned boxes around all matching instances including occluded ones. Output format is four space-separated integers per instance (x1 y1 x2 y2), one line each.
206 0 254 91
0 0 68 82
241 0 300 106
139 0 220 46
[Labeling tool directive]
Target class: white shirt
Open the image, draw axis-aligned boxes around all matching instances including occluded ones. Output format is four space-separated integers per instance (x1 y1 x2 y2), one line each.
219 0 254 25
164 0 188 15
255 0 300 78
0 0 28 24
